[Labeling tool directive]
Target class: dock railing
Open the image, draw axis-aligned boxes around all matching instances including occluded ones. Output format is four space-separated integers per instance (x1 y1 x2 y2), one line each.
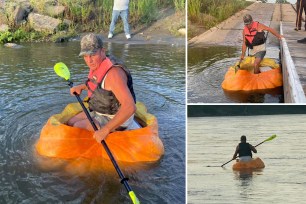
280 22 306 103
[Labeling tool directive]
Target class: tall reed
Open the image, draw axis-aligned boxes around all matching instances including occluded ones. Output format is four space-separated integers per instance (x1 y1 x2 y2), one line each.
188 0 250 27
173 0 185 11
28 0 184 29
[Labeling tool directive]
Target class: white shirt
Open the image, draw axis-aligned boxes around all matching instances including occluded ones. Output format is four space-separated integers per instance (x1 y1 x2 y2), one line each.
113 0 130 10
250 43 266 56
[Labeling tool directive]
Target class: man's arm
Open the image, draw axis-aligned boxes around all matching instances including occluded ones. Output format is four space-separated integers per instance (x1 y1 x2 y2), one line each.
250 144 257 153
93 67 136 143
259 23 283 39
233 145 239 160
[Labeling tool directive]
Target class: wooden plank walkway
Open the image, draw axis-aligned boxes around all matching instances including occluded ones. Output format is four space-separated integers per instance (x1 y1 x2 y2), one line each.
281 4 306 102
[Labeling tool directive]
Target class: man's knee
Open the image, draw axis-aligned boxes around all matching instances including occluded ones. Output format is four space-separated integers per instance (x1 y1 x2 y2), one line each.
254 61 260 68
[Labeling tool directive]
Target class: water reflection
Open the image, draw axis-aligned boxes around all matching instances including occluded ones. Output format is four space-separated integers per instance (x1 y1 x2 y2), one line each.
233 168 264 181
188 46 237 75
223 87 284 103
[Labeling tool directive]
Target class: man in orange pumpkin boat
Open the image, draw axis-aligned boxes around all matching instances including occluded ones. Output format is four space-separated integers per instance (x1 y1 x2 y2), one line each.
232 135 257 162
240 14 283 74
67 33 140 143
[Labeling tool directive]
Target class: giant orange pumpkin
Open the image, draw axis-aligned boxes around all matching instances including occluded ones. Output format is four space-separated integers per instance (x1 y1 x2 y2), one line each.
232 157 265 170
35 102 164 173
222 57 283 91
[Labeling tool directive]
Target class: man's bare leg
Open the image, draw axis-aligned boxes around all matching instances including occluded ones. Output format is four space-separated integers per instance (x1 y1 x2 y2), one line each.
254 57 262 74
67 111 87 126
67 111 100 131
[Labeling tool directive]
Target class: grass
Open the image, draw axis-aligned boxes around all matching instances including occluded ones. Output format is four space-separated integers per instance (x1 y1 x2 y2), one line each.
1 0 185 43
188 0 251 39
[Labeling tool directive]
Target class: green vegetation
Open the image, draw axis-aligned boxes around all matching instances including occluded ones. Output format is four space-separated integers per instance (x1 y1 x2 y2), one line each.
0 26 43 44
0 0 185 43
188 0 251 39
275 0 290 3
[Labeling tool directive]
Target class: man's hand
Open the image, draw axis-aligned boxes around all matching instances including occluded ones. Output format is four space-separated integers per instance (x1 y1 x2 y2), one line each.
93 126 111 143
70 84 86 95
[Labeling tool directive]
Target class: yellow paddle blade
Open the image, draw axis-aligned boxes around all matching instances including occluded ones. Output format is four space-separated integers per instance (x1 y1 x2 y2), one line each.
129 191 140 204
54 62 70 80
264 134 277 142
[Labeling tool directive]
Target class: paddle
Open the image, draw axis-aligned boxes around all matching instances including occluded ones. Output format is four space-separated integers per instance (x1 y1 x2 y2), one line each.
54 62 140 204
234 59 242 74
220 134 277 167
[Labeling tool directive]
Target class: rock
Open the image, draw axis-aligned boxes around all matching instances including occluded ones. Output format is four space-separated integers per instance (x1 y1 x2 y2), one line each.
4 1 32 26
13 6 27 24
63 19 72 27
28 13 61 33
0 8 8 25
4 43 23 48
178 28 186 36
0 24 9 32
45 5 66 18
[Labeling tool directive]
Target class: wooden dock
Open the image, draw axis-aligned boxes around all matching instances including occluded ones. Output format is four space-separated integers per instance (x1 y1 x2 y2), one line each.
280 4 306 102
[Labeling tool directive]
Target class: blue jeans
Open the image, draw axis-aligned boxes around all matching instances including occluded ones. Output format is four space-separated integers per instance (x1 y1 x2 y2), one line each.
109 9 130 35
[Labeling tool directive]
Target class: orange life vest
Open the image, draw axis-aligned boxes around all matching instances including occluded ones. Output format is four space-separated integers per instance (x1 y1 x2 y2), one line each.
244 21 266 49
85 55 136 115
86 57 113 98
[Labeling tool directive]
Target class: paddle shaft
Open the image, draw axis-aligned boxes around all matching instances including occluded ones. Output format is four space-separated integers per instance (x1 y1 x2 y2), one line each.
67 81 134 195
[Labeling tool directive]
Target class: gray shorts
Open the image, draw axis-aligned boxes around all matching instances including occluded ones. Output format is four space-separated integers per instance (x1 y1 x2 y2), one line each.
90 111 127 131
239 156 252 162
253 51 266 60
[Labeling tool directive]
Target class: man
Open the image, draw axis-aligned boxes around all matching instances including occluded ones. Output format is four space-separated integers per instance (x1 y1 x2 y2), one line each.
295 0 306 31
241 14 283 74
232 135 257 162
108 0 131 39
68 33 139 143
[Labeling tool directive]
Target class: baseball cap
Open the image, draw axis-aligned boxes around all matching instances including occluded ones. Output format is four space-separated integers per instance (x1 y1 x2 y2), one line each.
79 33 103 56
243 14 253 25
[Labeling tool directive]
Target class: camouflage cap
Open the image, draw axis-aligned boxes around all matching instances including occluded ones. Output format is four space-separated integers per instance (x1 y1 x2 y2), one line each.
79 33 103 56
243 14 253 25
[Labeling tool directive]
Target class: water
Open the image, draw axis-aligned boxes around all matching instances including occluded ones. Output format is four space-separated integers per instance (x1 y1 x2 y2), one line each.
188 113 306 203
187 46 283 103
0 41 185 203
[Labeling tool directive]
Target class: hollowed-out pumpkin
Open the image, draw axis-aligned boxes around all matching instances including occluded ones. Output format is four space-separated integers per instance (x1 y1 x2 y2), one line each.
222 57 283 91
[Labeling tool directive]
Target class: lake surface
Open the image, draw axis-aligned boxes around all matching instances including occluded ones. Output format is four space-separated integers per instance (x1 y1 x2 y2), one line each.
188 113 306 203
187 46 283 103
0 41 185 203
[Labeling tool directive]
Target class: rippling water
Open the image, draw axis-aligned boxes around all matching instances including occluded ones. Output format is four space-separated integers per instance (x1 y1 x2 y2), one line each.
188 113 306 203
0 41 185 203
187 46 283 103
